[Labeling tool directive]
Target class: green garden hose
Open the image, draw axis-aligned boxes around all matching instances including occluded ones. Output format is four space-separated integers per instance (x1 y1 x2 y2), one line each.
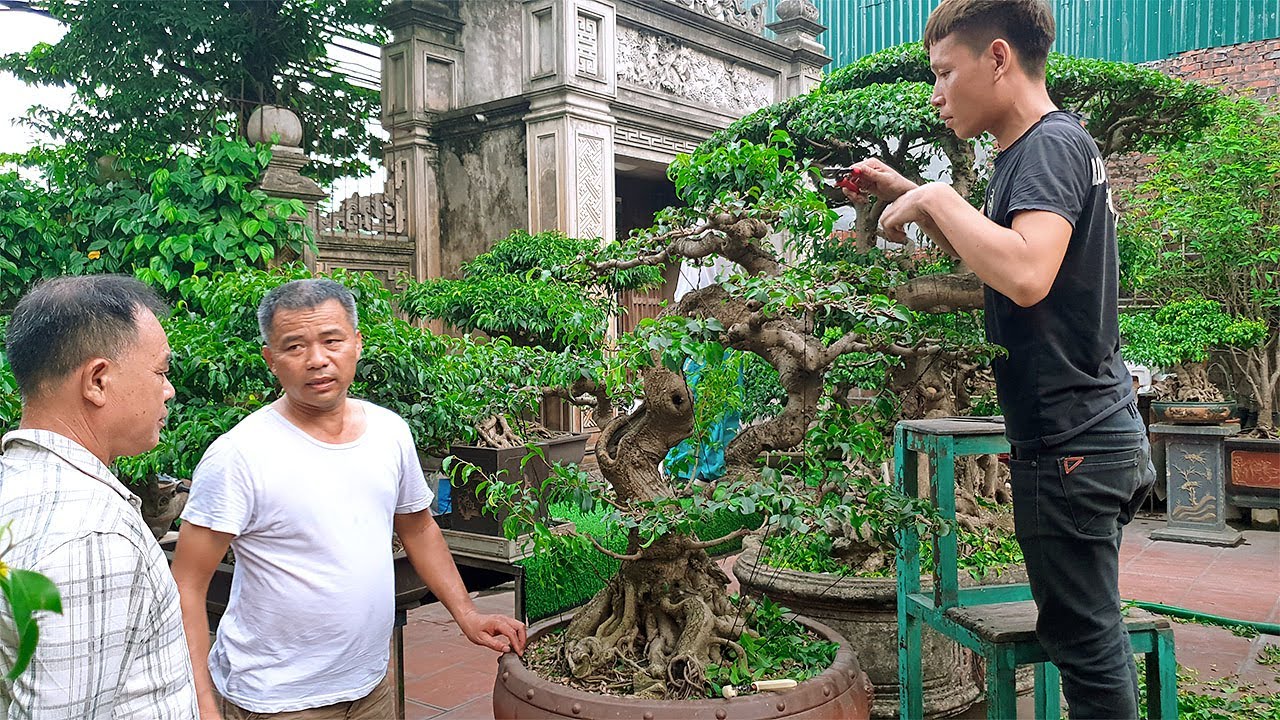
1125 599 1280 637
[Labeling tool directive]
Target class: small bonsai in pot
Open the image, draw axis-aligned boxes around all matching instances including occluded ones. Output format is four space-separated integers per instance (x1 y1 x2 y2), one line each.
1119 297 1266 423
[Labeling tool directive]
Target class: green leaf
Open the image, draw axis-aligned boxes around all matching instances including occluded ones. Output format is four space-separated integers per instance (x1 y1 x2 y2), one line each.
1 569 62 680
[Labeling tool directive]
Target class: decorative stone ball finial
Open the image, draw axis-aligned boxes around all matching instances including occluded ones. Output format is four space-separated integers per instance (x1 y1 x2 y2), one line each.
246 105 304 147
775 0 819 22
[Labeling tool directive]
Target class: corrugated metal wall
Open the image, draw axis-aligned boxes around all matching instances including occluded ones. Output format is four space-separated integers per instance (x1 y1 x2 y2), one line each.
793 1 1280 69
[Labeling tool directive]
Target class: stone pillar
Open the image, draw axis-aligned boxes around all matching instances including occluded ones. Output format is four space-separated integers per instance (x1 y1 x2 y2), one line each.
767 0 830 98
1150 423 1244 546
382 0 463 279
248 105 328 269
522 0 616 241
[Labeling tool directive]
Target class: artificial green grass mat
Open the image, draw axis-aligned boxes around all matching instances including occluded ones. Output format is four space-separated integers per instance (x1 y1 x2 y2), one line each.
519 501 762 623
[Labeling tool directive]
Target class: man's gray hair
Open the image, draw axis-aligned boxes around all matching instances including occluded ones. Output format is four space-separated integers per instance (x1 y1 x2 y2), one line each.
257 279 359 343
5 275 168 399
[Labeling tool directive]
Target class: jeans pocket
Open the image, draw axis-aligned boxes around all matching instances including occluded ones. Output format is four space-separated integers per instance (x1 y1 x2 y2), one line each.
1057 448 1141 537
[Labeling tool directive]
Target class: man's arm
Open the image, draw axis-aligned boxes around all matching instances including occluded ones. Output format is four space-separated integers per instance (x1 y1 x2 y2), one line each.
879 182 1071 307
394 510 526 654
4 534 142 719
171 523 234 720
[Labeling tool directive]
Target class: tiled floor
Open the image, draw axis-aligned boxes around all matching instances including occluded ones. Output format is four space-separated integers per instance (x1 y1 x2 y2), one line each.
400 515 1280 718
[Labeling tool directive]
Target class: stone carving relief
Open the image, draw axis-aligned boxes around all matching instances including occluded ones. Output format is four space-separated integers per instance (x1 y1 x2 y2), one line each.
665 0 764 33
616 25 774 113
615 125 700 155
576 13 599 77
318 161 408 236
576 135 604 237
1170 448 1217 523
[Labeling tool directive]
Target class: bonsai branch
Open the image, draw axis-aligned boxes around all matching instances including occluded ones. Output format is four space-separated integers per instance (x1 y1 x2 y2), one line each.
686 527 754 551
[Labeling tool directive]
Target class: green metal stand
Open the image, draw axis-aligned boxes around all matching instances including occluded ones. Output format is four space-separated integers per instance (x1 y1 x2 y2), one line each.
894 417 1177 719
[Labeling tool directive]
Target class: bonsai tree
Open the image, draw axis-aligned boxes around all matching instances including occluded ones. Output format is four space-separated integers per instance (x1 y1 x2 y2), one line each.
398 230 664 449
1119 297 1267 403
472 132 976 700
1120 97 1280 435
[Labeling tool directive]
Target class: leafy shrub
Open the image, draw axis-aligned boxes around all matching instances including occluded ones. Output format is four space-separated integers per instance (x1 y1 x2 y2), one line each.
0 130 312 309
1119 298 1267 369
400 230 661 351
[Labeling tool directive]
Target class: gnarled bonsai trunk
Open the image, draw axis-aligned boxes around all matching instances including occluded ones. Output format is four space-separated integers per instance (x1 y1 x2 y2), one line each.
560 367 750 699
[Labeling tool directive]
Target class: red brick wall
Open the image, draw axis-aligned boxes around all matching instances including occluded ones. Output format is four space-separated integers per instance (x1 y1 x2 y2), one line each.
1151 37 1280 100
1107 38 1280 208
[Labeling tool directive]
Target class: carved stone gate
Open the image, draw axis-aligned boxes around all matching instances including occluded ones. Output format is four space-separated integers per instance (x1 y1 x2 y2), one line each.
308 0 828 290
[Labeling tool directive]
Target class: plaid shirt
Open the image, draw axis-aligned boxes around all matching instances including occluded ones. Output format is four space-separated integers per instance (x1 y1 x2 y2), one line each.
0 430 197 719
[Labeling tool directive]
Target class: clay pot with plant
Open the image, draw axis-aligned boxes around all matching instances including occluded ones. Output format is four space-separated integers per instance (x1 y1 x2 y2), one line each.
1119 297 1267 425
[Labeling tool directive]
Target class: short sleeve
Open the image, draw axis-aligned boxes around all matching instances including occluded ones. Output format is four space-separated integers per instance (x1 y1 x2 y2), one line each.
1001 126 1095 229
182 437 256 536
393 422 432 515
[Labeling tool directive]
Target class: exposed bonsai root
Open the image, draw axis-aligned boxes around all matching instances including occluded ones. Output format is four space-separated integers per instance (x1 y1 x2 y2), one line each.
557 536 753 699
1152 362 1226 403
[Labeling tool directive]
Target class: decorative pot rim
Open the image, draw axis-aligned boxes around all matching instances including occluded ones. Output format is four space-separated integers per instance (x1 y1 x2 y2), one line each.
734 538 1025 598
495 611 863 716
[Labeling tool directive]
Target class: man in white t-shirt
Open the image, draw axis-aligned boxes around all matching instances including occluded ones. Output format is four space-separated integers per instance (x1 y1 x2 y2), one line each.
171 279 526 720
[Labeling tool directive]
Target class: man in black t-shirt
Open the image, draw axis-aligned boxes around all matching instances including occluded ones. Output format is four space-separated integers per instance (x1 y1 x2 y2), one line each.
842 1 1154 717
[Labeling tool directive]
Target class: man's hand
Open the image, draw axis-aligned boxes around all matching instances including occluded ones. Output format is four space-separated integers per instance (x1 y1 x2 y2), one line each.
879 183 961 257
839 158 919 204
455 609 528 655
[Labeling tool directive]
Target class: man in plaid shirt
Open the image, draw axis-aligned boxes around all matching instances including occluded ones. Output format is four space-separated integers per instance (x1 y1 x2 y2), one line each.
0 276 197 718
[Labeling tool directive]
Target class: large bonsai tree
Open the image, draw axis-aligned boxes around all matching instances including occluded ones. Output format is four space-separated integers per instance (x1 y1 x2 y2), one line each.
473 46 1222 700
1120 97 1280 435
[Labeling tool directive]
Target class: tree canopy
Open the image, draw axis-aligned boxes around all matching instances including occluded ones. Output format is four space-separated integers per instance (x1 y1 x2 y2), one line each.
1 0 386 181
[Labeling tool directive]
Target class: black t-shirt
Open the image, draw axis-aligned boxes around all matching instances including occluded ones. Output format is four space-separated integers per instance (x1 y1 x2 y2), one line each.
983 110 1133 448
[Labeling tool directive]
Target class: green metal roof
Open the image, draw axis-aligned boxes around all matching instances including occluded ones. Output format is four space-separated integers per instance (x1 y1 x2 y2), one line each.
800 0 1280 68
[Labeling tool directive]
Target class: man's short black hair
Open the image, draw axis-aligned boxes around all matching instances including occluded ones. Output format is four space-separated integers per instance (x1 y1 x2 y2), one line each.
4 275 168 399
924 0 1056 78
257 279 359 343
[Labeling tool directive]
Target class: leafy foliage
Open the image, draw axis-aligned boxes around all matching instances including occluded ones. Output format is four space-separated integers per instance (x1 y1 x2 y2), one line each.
704 597 838 699
399 230 661 351
0 132 312 307
1119 298 1266 368
0 523 62 680
0 0 385 181
1120 97 1280 429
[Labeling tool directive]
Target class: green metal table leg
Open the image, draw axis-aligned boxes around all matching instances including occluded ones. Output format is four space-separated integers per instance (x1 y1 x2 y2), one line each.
896 426 925 720
1034 662 1061 720
986 645 1018 720
1147 628 1178 719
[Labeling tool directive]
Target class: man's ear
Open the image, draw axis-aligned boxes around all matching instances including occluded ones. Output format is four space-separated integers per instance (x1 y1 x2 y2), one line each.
81 358 111 408
355 330 363 359
262 345 275 373
990 38 1013 80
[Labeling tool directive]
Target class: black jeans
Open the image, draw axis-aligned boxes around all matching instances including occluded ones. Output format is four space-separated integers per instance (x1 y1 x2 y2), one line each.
1008 402 1155 719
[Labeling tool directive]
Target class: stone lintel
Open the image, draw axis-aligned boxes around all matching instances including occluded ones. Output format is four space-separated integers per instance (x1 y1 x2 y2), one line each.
1150 423 1240 438
766 16 825 39
384 0 464 39
429 96 534 139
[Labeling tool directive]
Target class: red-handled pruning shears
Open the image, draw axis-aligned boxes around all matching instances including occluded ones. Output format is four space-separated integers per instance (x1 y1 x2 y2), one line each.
835 167 865 193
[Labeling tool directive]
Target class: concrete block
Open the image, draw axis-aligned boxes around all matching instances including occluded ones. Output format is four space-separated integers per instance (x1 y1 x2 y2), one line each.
1250 508 1279 530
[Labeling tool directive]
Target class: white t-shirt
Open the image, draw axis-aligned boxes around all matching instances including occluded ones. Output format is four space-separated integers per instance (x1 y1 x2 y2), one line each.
181 400 432 713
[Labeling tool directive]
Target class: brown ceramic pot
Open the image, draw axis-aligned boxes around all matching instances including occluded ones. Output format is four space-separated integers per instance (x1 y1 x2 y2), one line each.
1151 401 1235 425
493 613 873 719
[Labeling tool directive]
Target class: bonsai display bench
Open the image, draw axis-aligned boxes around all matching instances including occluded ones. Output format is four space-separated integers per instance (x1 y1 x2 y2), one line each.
893 417 1177 720
1149 422 1243 546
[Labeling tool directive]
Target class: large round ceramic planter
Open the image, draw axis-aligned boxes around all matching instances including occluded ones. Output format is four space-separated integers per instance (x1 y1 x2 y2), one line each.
734 541 1030 718
493 613 873 719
